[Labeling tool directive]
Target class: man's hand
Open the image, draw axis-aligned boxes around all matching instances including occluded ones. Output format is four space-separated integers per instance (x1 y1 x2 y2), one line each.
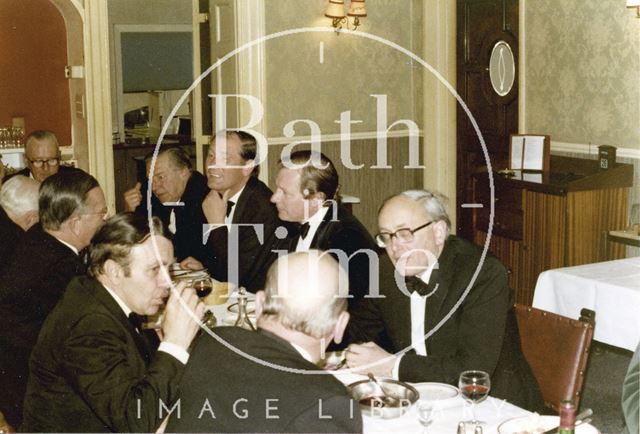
161 282 205 351
123 182 143 212
179 256 204 271
346 342 397 377
202 189 230 225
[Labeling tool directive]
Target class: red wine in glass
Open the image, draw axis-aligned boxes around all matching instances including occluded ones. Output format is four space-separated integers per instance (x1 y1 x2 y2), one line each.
458 370 491 425
461 384 490 402
193 280 213 298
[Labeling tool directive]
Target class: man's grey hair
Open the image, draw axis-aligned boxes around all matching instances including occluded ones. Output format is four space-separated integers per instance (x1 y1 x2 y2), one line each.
260 251 347 339
0 175 39 216
25 130 60 155
383 189 451 234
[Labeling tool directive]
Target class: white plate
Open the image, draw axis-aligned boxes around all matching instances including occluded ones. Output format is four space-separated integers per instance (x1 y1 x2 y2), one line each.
498 415 599 434
412 382 461 408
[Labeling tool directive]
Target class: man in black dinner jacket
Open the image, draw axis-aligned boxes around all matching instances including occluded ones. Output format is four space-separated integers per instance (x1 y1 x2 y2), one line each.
122 147 209 262
0 175 39 274
3 130 75 183
180 130 280 292
21 213 204 433
166 251 362 433
270 150 377 306
0 169 106 427
345 190 543 411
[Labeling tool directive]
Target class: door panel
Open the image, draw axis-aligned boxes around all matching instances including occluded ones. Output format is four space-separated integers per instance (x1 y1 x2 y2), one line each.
456 0 519 239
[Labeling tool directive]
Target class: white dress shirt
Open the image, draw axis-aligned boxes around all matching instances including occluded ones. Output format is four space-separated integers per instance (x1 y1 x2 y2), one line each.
295 206 329 252
392 263 436 379
225 185 245 226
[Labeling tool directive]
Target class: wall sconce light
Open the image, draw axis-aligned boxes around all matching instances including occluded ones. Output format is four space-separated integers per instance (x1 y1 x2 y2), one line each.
628 0 640 18
325 0 367 32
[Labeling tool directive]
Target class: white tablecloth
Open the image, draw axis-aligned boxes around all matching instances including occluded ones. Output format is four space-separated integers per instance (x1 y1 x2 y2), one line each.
532 257 640 351
332 373 530 434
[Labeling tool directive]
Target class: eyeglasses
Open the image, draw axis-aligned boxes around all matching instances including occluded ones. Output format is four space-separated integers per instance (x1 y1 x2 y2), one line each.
375 221 434 247
28 158 59 168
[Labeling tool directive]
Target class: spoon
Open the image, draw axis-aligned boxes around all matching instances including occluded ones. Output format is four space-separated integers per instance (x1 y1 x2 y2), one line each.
367 373 401 406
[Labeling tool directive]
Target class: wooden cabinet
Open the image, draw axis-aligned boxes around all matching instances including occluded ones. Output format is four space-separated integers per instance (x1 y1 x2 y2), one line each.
472 156 633 305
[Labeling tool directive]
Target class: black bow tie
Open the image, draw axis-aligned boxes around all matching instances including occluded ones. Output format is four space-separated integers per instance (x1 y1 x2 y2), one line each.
404 276 430 296
226 200 235 218
128 312 143 331
299 222 311 239
405 268 440 296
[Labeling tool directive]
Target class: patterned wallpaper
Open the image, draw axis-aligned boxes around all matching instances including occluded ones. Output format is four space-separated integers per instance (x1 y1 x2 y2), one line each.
264 0 424 138
524 0 640 150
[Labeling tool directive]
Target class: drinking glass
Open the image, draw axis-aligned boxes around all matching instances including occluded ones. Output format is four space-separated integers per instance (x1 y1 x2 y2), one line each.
416 401 435 433
458 370 490 425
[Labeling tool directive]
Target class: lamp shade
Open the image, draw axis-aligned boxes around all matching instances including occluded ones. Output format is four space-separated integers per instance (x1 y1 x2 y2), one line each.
348 0 367 17
628 0 640 7
325 0 346 18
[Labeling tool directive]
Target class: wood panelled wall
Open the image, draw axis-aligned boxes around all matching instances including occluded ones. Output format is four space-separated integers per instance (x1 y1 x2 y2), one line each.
474 187 628 305
267 136 425 235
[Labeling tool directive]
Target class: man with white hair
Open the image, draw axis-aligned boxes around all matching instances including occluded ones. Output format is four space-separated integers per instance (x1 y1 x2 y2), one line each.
0 175 39 272
166 251 362 433
346 189 543 411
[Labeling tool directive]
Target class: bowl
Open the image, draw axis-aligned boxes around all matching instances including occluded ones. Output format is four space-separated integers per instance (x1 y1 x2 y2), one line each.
347 378 419 419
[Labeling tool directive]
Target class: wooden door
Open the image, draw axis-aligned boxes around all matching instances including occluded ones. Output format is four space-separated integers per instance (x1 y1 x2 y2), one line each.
456 0 519 239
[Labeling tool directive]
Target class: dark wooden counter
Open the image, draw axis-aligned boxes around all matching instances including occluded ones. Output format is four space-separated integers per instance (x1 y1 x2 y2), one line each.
471 156 634 304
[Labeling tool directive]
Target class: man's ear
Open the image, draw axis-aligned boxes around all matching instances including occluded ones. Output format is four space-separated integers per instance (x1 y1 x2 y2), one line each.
24 210 39 230
103 259 123 285
432 220 448 247
331 311 350 345
241 159 255 177
254 290 266 319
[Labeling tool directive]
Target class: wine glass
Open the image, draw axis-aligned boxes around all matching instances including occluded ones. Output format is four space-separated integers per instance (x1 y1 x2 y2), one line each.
416 401 435 433
458 370 491 425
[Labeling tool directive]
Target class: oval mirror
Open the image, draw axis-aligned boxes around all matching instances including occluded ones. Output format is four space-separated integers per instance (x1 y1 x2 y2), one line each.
489 40 515 97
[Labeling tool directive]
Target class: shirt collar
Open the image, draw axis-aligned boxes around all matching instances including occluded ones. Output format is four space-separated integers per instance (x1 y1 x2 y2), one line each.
290 342 314 363
102 283 133 317
228 184 245 205
54 237 79 255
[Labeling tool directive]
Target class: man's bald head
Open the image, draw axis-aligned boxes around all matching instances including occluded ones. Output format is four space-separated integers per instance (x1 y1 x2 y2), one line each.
258 251 349 339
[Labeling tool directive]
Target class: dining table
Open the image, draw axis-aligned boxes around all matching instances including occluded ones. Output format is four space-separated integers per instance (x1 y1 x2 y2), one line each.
532 256 640 352
200 289 534 433
330 372 530 434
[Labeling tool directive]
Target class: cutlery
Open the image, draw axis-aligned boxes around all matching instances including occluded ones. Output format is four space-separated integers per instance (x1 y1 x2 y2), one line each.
541 408 593 434
367 373 400 406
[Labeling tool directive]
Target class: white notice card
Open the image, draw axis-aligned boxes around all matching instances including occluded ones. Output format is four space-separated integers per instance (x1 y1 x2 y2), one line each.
511 136 525 170
522 136 545 171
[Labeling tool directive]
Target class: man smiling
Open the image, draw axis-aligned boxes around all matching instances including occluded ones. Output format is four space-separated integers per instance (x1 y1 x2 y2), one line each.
181 130 280 292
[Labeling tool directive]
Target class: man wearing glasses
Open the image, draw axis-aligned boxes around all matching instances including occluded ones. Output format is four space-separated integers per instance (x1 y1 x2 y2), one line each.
5 130 73 183
0 169 108 427
345 189 542 411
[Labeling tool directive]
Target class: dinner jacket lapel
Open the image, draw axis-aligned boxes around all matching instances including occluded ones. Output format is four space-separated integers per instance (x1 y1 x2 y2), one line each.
423 239 456 337
91 281 155 365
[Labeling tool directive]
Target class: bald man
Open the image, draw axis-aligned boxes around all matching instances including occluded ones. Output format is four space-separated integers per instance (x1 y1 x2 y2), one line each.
4 130 73 183
166 251 362 433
